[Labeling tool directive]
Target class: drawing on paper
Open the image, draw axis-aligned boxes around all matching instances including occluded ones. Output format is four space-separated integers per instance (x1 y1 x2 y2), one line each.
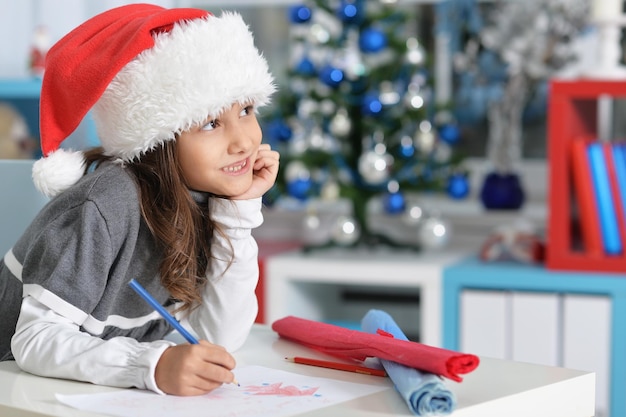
56 365 387 417
244 382 320 396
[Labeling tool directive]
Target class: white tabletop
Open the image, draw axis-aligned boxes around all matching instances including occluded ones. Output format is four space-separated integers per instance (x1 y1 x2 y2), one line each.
0 325 595 417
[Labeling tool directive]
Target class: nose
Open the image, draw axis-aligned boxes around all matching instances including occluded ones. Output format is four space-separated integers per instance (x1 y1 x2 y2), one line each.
226 120 259 154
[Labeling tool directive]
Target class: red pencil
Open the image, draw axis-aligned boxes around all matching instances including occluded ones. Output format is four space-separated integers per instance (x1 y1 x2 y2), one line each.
286 356 387 377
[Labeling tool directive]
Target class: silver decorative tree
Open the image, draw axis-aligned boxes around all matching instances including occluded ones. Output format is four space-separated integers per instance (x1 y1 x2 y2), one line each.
455 0 589 209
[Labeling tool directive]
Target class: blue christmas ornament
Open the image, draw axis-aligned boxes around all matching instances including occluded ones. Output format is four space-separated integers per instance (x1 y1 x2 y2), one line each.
480 172 525 209
359 28 387 53
287 177 313 201
319 65 344 88
438 124 461 145
446 173 470 199
400 142 415 158
266 119 292 143
383 191 406 214
362 93 382 116
337 1 363 24
288 4 312 23
295 56 316 76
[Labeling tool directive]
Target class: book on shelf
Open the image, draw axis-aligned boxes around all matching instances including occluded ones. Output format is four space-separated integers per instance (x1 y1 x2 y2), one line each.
570 139 603 255
587 142 622 255
605 143 626 250
612 144 626 222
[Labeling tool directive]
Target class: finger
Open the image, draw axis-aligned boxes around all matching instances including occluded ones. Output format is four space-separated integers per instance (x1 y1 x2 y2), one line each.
197 341 236 370
254 157 279 172
192 363 235 387
253 151 280 170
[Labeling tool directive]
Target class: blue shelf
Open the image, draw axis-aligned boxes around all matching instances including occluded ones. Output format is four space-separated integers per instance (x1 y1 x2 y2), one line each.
0 78 100 151
0 78 42 99
443 256 626 417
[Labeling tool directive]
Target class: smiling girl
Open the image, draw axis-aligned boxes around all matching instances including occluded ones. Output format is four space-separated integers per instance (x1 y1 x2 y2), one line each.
0 4 277 397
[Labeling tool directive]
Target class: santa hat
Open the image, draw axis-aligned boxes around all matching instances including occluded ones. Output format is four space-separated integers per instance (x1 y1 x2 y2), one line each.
33 3 275 197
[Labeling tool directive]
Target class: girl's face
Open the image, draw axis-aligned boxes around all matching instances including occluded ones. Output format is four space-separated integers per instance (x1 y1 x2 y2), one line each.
177 102 262 197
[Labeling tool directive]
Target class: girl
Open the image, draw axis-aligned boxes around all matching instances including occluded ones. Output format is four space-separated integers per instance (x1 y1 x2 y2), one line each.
0 4 277 397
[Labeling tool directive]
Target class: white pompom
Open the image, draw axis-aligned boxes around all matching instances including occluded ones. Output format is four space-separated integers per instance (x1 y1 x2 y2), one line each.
32 149 86 198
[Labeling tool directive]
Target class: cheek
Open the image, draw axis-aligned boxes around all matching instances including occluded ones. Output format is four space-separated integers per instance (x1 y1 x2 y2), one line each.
177 137 216 187
247 119 263 145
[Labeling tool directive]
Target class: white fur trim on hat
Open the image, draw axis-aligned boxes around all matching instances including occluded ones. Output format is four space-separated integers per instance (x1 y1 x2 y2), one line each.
92 11 276 161
32 149 86 198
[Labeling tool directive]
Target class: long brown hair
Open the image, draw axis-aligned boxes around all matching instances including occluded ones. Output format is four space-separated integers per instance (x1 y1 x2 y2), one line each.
84 141 226 311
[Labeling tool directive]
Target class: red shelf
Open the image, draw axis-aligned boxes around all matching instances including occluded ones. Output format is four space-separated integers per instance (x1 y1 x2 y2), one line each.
255 240 302 323
546 79 626 273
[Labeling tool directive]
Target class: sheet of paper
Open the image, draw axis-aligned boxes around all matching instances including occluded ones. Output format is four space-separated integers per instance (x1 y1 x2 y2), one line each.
56 365 387 417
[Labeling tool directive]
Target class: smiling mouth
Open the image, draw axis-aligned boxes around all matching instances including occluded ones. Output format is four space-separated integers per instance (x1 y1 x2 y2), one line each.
223 159 248 173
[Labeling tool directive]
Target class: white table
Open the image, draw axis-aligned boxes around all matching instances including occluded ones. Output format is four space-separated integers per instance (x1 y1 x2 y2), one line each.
0 325 595 417
265 247 469 347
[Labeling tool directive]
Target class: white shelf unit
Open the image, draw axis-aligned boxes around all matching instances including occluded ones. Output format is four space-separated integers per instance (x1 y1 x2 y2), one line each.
264 247 469 347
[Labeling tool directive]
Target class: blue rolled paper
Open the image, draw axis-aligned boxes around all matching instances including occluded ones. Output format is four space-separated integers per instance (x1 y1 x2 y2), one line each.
361 309 456 416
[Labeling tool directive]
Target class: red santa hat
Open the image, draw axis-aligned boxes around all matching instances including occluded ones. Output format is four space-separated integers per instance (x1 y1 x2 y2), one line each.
33 3 275 197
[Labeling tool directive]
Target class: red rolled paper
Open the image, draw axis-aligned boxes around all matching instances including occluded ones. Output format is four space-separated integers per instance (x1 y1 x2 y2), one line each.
272 316 479 382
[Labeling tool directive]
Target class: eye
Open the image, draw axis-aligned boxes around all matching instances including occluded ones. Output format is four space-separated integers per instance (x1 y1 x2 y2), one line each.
201 119 218 131
240 104 254 117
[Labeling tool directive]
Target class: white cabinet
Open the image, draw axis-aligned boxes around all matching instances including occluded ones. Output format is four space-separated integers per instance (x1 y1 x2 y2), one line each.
460 289 609 416
510 292 561 366
444 258 622 417
563 295 611 417
460 290 510 359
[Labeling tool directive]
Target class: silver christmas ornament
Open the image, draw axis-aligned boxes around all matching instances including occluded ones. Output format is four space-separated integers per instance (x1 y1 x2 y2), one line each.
297 99 318 119
320 99 336 115
331 215 361 246
307 126 326 150
403 202 425 226
341 30 367 80
307 23 330 45
329 108 352 137
321 180 340 200
433 141 452 163
418 216 451 249
404 85 425 110
414 120 436 154
358 144 393 185
405 37 426 66
302 211 329 246
285 160 311 182
379 81 400 106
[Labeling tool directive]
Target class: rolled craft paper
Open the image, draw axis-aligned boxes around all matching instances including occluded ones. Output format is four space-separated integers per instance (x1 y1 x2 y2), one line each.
361 309 456 416
271 315 479 382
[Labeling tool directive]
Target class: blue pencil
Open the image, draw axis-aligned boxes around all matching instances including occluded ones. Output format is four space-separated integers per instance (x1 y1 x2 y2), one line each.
129 279 240 387
128 279 199 344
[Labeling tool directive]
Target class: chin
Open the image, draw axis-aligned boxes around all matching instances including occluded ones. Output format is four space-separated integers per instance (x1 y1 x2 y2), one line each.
222 182 253 198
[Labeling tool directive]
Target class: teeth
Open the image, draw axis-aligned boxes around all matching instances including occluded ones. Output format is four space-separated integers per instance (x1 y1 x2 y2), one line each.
223 160 247 172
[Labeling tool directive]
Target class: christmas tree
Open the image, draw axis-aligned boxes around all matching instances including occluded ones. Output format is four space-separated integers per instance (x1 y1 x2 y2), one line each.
263 0 466 249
